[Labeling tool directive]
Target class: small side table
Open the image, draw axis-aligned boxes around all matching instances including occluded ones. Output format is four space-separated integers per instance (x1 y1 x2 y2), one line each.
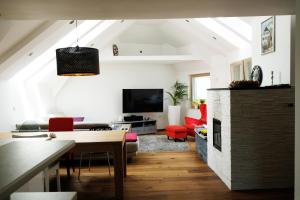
194 126 207 162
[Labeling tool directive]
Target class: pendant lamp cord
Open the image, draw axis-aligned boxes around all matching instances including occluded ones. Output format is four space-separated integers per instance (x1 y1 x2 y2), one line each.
75 20 79 46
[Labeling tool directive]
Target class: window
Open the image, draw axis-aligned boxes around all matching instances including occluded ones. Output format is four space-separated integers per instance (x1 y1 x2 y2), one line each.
230 58 252 81
190 73 211 107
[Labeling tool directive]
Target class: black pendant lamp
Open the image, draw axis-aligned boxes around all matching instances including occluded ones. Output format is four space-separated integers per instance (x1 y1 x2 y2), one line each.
56 21 100 76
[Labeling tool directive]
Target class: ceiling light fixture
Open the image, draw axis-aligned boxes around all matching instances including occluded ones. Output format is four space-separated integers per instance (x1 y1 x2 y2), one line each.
56 20 100 76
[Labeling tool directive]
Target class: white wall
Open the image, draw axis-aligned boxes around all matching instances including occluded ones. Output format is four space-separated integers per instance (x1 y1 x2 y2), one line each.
209 16 292 89
0 81 26 131
210 55 232 88
209 47 252 89
0 76 63 131
173 61 210 124
295 1 300 199
55 63 176 129
252 16 291 86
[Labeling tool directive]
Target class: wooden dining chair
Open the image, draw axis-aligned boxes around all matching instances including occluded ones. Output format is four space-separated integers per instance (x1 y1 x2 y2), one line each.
49 117 75 178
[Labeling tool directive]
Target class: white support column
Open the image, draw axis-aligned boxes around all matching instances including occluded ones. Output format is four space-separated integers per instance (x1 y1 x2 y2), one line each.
295 0 300 199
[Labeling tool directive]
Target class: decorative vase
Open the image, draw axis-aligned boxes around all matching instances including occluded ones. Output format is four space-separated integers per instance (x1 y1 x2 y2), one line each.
168 105 181 125
112 44 119 56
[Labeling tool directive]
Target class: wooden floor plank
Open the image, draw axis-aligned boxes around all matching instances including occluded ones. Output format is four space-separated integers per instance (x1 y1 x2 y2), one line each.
58 136 293 200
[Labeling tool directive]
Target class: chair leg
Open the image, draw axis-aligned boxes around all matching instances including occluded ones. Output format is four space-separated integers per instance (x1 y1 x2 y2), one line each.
107 152 111 176
88 153 92 172
71 153 75 172
78 153 83 180
56 167 61 191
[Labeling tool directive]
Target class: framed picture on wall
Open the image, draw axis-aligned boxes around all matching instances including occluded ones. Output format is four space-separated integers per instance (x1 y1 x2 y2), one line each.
261 16 275 55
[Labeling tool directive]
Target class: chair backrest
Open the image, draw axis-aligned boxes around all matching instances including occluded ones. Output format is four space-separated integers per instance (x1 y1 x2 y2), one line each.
200 104 207 122
49 117 74 132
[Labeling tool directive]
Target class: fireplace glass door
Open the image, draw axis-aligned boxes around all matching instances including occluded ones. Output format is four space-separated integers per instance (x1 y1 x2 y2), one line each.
213 118 221 151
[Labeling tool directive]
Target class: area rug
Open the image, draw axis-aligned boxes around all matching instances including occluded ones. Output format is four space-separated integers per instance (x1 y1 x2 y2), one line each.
138 135 190 152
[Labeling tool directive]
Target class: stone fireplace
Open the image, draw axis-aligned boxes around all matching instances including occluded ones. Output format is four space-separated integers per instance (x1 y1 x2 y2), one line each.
207 87 294 190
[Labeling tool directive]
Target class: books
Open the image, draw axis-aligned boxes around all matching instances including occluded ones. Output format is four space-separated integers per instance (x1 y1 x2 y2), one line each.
194 125 207 140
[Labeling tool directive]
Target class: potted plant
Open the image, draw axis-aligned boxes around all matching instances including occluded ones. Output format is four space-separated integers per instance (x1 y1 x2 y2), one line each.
166 81 188 125
199 99 206 108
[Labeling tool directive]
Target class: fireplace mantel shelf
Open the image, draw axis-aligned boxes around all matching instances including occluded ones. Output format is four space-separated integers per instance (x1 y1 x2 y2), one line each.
207 85 291 91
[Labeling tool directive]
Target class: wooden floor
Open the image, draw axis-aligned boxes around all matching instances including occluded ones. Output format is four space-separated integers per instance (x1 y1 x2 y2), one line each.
58 137 293 200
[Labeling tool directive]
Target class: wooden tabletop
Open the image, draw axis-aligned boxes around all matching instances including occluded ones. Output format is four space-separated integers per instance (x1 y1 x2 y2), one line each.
0 132 14 140
0 140 75 200
0 130 126 143
52 130 126 143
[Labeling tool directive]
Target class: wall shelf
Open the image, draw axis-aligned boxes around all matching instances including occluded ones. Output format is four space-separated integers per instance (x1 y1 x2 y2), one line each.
100 55 203 64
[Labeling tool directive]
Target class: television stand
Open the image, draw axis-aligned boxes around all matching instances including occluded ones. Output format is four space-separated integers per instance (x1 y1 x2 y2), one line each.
112 119 157 135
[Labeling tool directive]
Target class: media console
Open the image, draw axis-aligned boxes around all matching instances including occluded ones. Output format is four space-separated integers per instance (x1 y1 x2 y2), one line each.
112 119 157 135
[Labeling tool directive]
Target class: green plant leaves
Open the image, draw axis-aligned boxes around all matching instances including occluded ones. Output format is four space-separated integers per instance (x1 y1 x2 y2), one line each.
166 81 188 106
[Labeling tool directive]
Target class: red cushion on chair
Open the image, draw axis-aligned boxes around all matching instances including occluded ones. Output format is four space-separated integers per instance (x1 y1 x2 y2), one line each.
49 117 74 132
185 117 202 126
184 124 195 130
200 104 207 123
126 133 138 142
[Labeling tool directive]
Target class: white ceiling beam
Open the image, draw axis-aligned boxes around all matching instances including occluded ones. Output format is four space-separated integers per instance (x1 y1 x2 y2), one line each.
166 20 230 56
0 0 295 19
92 20 136 50
0 21 69 80
0 20 52 65
195 18 251 49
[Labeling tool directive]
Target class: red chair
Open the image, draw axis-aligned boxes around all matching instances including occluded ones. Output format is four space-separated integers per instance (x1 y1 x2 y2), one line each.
184 104 207 137
49 117 74 132
49 117 74 178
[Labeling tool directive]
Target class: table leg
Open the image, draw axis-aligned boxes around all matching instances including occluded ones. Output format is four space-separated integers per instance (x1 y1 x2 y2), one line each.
43 167 50 192
123 142 127 177
65 154 71 178
113 144 124 200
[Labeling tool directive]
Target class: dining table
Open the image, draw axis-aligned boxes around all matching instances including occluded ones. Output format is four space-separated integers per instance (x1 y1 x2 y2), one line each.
0 130 127 200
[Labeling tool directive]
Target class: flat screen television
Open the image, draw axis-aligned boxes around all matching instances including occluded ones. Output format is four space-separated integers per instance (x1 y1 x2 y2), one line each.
123 89 163 113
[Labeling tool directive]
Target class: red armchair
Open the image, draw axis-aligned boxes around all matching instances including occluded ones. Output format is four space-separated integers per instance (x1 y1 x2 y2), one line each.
184 104 207 137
